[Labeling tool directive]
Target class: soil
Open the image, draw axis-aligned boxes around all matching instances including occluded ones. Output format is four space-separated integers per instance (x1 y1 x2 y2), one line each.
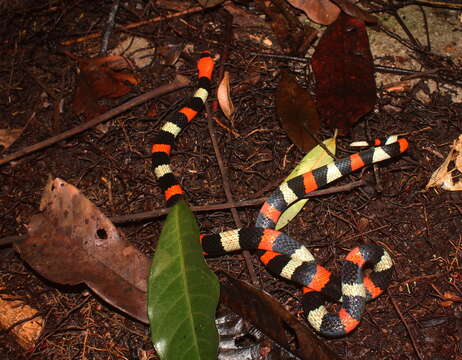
1 0 462 359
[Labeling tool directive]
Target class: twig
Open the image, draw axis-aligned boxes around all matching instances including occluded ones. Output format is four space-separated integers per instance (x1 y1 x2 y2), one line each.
389 9 423 52
111 197 269 223
60 6 204 46
0 180 367 246
100 0 121 56
207 101 259 285
388 290 425 360
208 12 259 285
0 75 191 167
368 0 462 12
251 52 462 87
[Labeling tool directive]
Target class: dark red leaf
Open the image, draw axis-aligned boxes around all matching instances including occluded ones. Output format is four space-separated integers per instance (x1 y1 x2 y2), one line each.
276 70 320 152
312 13 376 135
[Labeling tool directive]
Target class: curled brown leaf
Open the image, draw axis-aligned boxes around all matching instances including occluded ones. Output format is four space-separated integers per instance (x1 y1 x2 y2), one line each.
217 71 235 121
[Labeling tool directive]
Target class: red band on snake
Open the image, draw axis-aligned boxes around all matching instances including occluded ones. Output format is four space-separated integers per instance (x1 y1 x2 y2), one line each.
151 53 408 337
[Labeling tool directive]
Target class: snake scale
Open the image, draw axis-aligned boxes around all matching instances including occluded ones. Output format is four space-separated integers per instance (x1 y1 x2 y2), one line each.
151 52 408 337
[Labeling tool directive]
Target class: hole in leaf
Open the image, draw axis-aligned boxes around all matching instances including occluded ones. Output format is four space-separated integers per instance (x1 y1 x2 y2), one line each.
96 228 108 240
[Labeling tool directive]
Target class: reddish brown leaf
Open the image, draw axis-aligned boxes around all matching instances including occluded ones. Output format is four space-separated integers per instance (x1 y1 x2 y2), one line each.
0 128 23 150
256 0 318 55
287 0 340 25
275 69 320 152
219 272 340 360
330 0 378 24
72 56 140 118
312 13 376 134
14 178 150 323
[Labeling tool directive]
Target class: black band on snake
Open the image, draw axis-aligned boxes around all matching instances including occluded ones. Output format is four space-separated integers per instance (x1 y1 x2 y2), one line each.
151 53 409 337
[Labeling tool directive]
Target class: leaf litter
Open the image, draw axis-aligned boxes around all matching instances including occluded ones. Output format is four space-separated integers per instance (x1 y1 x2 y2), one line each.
1 1 462 359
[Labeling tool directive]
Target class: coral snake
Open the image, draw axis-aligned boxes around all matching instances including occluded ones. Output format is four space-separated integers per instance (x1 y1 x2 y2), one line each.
151 52 409 337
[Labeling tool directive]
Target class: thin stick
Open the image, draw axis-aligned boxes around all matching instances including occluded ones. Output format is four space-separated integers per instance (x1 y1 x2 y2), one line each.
207 12 259 285
60 6 204 46
389 290 425 360
207 102 260 285
111 197 269 223
0 180 366 247
0 75 191 167
100 0 121 56
251 52 462 87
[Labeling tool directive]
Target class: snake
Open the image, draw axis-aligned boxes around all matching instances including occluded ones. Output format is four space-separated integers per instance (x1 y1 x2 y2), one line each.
151 52 409 337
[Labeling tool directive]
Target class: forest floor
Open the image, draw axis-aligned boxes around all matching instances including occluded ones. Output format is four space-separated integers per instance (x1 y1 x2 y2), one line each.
1 0 462 359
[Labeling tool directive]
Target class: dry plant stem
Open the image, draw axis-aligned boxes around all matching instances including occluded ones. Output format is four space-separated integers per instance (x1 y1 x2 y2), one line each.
251 53 462 86
111 197 269 223
0 179 366 246
209 13 259 285
60 6 204 46
0 75 191 167
389 290 425 360
206 101 259 285
100 0 121 56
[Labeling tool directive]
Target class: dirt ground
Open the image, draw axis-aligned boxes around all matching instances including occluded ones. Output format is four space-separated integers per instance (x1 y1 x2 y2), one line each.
1 0 462 359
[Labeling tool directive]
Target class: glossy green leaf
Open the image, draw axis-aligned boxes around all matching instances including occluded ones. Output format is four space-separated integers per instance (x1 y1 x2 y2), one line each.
148 200 219 360
275 136 337 230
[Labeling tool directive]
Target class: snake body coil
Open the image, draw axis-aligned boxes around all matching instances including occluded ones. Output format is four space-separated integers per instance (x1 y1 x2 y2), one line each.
152 53 408 337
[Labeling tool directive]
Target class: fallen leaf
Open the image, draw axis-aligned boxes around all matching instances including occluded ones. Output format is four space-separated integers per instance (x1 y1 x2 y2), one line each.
110 36 155 68
426 134 462 191
443 291 462 302
276 135 336 230
219 272 340 360
72 55 140 118
275 69 320 152
257 0 318 54
0 128 23 150
15 178 150 323
312 13 376 135
195 0 224 7
287 0 340 25
148 200 219 360
0 283 43 349
156 43 184 66
330 0 377 24
217 71 235 121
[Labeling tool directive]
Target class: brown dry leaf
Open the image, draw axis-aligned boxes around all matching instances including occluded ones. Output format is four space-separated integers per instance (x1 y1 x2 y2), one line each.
220 272 339 360
440 300 454 307
0 284 43 349
110 36 155 68
275 69 320 152
14 178 150 323
72 55 140 118
156 43 184 66
287 0 340 25
195 0 224 8
330 0 377 23
0 128 22 150
426 134 462 191
217 71 235 121
443 291 462 302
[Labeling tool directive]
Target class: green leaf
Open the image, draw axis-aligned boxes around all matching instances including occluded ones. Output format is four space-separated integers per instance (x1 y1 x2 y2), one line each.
275 136 337 230
148 200 219 360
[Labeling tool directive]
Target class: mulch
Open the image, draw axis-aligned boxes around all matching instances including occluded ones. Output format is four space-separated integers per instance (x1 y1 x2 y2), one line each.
0 0 461 359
